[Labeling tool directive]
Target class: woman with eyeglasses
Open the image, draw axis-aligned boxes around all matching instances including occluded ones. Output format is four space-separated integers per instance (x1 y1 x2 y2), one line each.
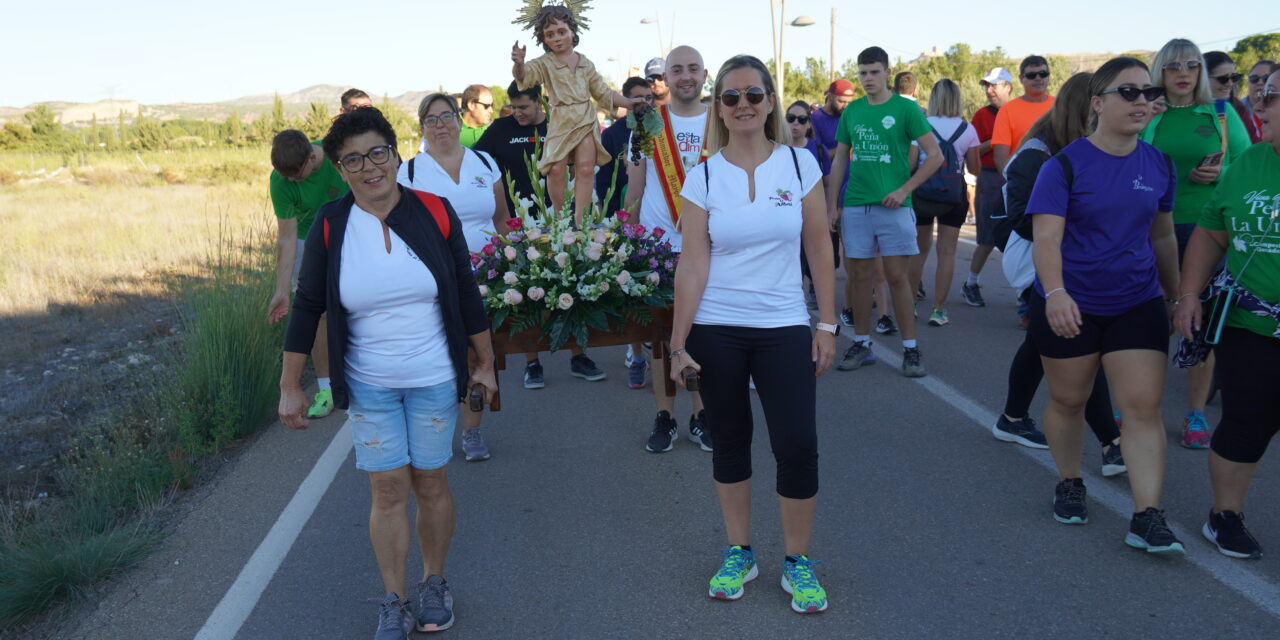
1174 69 1280 560
1029 56 1184 555
279 107 497 637
397 93 507 463
1205 51 1263 143
670 55 836 613
1141 39 1251 451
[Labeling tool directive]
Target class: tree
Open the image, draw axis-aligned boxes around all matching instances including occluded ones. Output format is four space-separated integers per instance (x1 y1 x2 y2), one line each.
224 108 243 145
89 114 101 149
299 102 331 140
489 85 510 114
24 105 64 150
269 93 288 136
0 121 34 150
117 110 130 147
377 94 417 149
1232 33 1280 80
133 107 169 151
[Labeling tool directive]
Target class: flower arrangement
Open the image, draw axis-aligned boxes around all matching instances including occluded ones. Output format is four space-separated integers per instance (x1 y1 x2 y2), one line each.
472 207 676 351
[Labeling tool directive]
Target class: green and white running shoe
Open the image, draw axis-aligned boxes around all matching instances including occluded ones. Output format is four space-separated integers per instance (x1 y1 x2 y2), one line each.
307 388 334 418
708 545 757 600
781 555 828 613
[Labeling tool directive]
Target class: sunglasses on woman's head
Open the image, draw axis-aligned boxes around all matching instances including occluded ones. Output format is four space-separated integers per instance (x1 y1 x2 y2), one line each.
786 113 810 124
1162 60 1201 71
1213 73 1243 85
1098 86 1167 102
719 87 767 107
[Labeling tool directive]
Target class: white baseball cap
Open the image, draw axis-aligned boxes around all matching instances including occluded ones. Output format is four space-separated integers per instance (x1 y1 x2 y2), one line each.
981 67 1013 85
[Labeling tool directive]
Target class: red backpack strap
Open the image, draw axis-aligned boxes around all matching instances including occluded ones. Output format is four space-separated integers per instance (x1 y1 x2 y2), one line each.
323 217 330 249
412 190 451 238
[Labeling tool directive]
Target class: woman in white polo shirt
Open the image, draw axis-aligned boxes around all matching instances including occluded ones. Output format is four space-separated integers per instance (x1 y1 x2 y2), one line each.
669 54 837 613
398 93 506 462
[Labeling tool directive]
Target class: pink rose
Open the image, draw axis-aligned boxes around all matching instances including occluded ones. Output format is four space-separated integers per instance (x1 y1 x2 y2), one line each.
527 227 543 241
470 253 482 265
527 286 545 301
616 270 632 286
554 252 570 268
652 227 666 239
481 244 496 256
525 246 541 261
616 210 632 222
586 243 603 261
503 246 518 261
560 231 577 245
557 293 574 310
647 271 661 283
599 281 610 293
505 217 524 231
502 271 519 285
592 228 607 244
503 288 524 305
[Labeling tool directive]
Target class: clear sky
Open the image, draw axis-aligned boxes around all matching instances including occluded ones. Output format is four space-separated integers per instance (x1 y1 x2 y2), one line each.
7 0 1275 107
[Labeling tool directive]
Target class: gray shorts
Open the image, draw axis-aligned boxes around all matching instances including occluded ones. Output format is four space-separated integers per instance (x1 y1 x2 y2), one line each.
975 168 1003 247
841 205 919 259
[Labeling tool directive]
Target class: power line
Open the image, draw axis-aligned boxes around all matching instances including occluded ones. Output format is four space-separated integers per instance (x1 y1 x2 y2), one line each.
1196 27 1279 47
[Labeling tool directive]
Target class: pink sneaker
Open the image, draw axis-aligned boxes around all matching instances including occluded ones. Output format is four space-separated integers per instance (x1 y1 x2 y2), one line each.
1181 412 1211 449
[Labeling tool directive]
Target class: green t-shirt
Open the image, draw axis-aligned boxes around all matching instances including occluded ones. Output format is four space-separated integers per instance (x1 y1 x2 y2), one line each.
268 144 349 239
460 124 488 149
835 94 931 207
1145 105 1251 224
1197 142 1280 338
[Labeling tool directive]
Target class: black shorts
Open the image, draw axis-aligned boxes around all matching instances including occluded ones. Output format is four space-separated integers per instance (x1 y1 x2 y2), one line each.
1029 294 1170 359
975 168 1004 246
1211 327 1280 464
913 196 967 229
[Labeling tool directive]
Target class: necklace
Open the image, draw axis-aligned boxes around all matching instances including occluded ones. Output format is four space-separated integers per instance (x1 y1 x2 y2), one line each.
1167 102 1195 109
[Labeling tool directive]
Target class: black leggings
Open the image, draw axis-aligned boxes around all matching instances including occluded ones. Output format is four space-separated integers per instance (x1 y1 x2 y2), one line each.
686 324 818 499
1003 289 1121 445
1211 327 1280 464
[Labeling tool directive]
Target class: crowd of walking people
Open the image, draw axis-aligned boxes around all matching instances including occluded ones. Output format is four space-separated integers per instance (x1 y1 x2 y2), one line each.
263 9 1280 635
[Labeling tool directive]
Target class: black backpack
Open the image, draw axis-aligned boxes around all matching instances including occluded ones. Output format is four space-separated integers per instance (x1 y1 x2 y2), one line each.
915 122 968 204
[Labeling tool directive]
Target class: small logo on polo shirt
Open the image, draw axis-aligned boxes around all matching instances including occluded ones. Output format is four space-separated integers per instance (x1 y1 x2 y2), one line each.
472 176 488 188
1132 175 1154 192
881 115 896 130
769 188 795 206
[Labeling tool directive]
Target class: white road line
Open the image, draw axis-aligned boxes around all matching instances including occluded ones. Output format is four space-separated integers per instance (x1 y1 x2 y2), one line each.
869 345 1280 618
194 422 353 640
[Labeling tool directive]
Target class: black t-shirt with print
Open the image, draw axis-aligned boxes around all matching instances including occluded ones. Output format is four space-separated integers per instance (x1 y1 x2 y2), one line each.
473 115 551 214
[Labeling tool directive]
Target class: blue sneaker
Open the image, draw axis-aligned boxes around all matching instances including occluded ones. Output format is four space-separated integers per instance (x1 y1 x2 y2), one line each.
628 357 648 389
708 545 758 600
415 575 455 632
371 593 412 640
781 555 828 613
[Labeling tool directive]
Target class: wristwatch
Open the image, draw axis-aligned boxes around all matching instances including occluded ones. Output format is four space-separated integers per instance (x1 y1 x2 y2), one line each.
816 322 840 336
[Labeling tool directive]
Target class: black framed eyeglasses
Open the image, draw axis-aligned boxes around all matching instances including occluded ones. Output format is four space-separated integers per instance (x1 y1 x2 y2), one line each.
1162 60 1202 71
1212 73 1244 85
1098 86 1167 102
785 113 810 124
719 87 767 107
338 145 395 172
422 112 461 128
1023 70 1050 80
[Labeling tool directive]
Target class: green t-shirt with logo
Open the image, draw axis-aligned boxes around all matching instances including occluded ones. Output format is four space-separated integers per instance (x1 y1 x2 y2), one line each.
460 124 488 149
1146 105 1251 225
835 94 931 208
1197 142 1280 338
268 144 349 239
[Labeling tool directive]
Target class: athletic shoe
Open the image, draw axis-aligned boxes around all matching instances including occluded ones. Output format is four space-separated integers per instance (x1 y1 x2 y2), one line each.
523 360 545 389
1126 507 1185 555
1181 411 1211 449
461 428 490 462
1101 442 1127 477
902 347 926 378
570 354 606 381
645 411 677 453
839 307 855 329
628 357 649 389
781 555 829 613
1053 478 1089 524
991 415 1049 449
961 282 986 307
415 575 455 633
915 282 927 301
837 341 876 371
928 309 949 326
688 411 712 452
308 388 334 419
624 344 635 368
708 545 758 600
1202 510 1263 559
372 593 412 640
875 315 898 335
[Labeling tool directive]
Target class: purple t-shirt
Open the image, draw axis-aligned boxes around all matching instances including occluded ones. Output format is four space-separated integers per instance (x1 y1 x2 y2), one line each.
803 137 831 176
1028 138 1176 315
810 107 840 160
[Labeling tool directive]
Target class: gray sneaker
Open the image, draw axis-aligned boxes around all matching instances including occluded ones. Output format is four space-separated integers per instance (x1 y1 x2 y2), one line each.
372 593 412 640
902 347 926 378
570 354 607 381
461 428 491 461
415 575 455 632
836 341 877 371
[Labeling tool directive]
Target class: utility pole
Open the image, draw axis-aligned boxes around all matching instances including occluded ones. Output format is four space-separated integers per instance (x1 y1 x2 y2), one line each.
830 8 837 83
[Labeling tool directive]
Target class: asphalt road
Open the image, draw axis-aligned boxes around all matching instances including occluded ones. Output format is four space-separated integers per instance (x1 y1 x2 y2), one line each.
64 229 1280 639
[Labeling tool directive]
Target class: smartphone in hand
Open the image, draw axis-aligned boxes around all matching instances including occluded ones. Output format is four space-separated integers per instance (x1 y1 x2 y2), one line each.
1199 151 1224 168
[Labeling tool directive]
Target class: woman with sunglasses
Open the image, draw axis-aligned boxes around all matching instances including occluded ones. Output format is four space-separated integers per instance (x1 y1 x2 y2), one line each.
1174 70 1280 560
1141 39 1251 450
280 107 497 637
397 93 507 464
1029 57 1184 555
1205 51 1263 143
670 54 836 613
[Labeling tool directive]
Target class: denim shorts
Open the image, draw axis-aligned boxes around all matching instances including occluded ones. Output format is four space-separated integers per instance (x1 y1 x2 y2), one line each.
841 205 919 258
345 377 459 472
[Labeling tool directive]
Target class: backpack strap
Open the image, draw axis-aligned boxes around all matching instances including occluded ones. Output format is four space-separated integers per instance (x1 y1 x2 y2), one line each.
412 190 452 238
946 121 967 145
703 161 710 194
470 148 493 171
788 145 802 191
408 157 416 183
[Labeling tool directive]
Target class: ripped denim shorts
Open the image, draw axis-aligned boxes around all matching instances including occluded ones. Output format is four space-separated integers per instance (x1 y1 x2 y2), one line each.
345 377 459 472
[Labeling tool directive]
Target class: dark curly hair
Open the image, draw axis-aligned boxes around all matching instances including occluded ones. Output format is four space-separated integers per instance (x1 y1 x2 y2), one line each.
322 107 398 167
532 5 580 51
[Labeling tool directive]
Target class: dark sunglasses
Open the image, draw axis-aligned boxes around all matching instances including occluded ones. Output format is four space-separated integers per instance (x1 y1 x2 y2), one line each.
1261 92 1280 109
1249 74 1269 84
646 75 663 83
719 87 767 107
786 113 810 124
1098 86 1167 102
1023 71 1050 80
1212 73 1244 85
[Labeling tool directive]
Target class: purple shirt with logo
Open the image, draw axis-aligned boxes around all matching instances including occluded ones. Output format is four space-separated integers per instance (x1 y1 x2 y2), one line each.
1028 138 1176 315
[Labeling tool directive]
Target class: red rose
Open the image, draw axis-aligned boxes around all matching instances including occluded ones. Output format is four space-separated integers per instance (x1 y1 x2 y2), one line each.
505 217 524 231
616 210 632 222
482 244 496 256
652 227 666 239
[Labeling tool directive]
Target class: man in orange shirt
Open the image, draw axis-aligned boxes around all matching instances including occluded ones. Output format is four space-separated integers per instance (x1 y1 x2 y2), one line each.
992 56 1055 174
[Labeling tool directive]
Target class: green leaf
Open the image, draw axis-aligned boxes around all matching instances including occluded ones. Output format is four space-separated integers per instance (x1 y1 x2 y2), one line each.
585 308 609 332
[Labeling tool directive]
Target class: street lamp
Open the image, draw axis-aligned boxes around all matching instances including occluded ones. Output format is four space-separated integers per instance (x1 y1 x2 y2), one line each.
769 0 814 103
639 16 674 57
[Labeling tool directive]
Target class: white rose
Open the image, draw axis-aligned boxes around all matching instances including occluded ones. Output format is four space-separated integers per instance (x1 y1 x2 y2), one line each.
502 246 518 261
503 288 524 305
526 246 541 261
557 293 574 310
599 281 610 293
616 270 632 286
560 231 577 245
478 284 489 296
503 271 519 285
586 243 603 261
555 252 570 268
592 228 607 244
527 286 545 301
648 271 661 283
527 226 543 241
